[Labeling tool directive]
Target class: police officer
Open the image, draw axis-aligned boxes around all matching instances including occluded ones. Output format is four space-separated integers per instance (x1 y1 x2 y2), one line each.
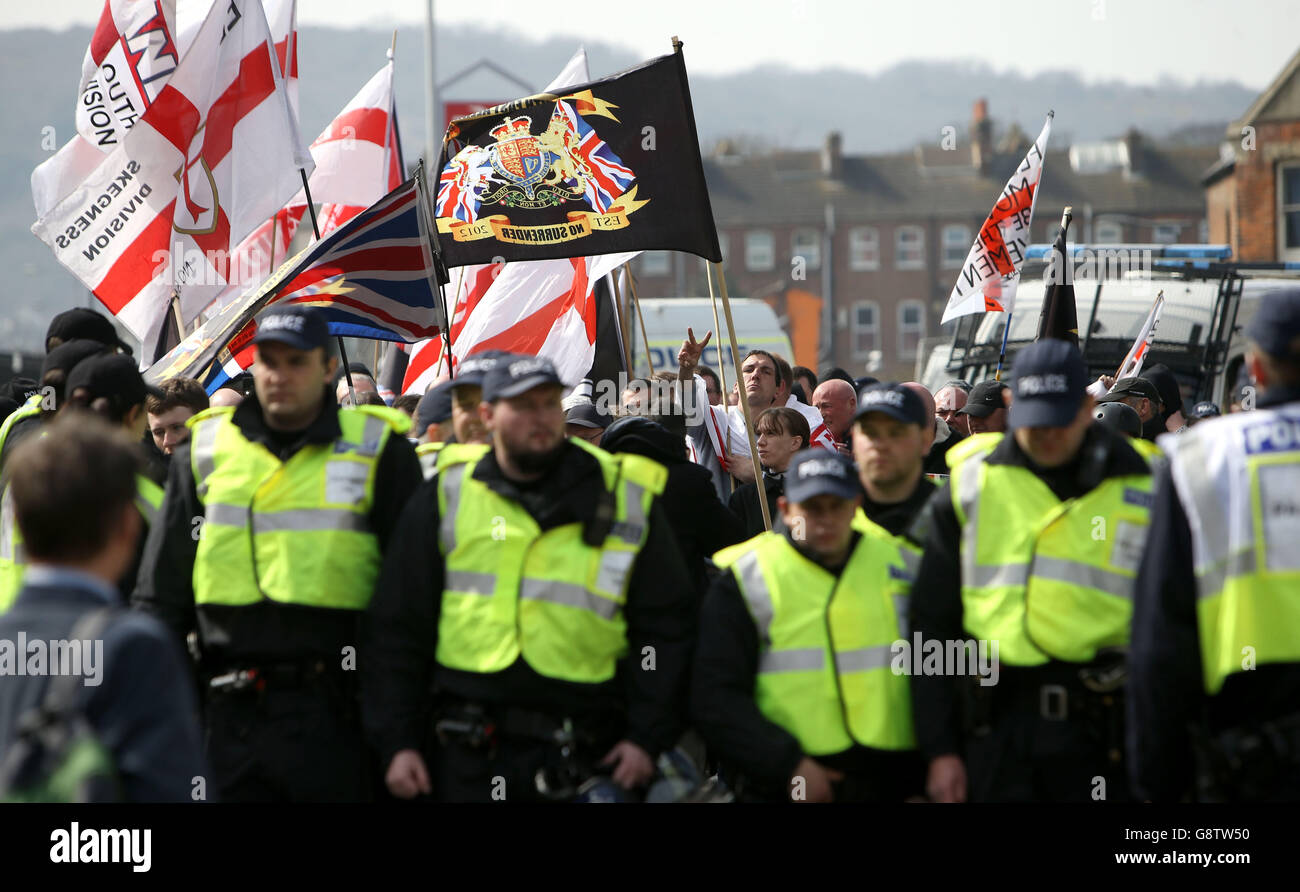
413 381 454 478
1129 288 1300 802
911 339 1155 802
132 305 421 802
361 354 695 802
853 383 937 537
413 354 503 480
693 449 922 802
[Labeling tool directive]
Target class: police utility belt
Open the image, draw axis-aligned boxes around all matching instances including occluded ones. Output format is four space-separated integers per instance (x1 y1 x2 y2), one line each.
206 659 343 694
968 653 1127 728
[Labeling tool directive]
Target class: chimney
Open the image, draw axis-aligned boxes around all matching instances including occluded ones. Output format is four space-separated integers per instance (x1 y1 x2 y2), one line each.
971 98 992 174
822 131 842 179
1121 127 1142 177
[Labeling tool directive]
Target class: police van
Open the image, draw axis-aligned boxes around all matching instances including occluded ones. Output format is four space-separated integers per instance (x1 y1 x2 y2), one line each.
627 298 794 382
918 244 1300 411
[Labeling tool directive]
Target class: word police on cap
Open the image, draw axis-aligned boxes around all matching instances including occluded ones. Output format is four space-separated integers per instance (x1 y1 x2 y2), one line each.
860 389 905 409
798 458 848 479
509 358 552 378
261 314 306 333
1018 373 1068 396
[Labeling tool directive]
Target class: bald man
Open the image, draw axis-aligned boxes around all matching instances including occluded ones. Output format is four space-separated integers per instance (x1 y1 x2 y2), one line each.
910 382 966 477
934 384 969 436
812 379 857 456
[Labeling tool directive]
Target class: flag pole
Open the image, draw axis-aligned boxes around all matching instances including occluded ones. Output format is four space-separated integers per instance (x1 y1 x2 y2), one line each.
623 263 655 375
713 260 770 531
994 311 1012 382
298 168 357 403
705 262 735 494
609 268 634 375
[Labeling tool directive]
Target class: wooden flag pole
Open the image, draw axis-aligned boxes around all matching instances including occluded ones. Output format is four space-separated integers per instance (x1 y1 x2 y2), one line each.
705 262 735 494
713 260 770 531
609 270 634 376
624 264 655 376
298 167 356 404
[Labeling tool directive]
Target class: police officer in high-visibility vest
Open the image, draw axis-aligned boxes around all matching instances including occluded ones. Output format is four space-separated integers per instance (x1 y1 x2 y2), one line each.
0 352 163 612
693 449 922 802
413 354 500 480
853 383 937 538
1129 288 1300 802
911 339 1155 802
413 380 454 479
361 354 696 802
132 305 422 802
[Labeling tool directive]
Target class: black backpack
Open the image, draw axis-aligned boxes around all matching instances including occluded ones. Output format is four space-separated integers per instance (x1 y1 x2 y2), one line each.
0 608 121 802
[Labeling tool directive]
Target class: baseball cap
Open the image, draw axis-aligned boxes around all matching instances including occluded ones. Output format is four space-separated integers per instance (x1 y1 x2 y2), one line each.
253 305 330 352
41 338 109 380
45 308 133 355
66 352 164 406
784 449 862 504
415 380 454 431
1097 377 1161 406
853 382 928 427
1007 338 1089 429
1245 287 1300 358
957 380 1008 418
482 354 566 402
1188 400 1221 420
451 351 509 390
565 401 610 430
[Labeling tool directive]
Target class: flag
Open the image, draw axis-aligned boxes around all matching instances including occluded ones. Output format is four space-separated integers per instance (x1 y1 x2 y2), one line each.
77 0 180 151
435 50 721 268
1036 208 1079 348
942 112 1053 323
1113 292 1165 383
31 0 313 349
147 174 445 392
206 52 401 318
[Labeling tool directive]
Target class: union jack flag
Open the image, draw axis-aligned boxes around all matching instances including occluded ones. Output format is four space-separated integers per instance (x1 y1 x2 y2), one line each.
551 99 635 214
146 174 446 393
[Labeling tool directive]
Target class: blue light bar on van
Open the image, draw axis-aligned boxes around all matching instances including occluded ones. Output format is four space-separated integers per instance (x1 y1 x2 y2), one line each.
1023 244 1233 262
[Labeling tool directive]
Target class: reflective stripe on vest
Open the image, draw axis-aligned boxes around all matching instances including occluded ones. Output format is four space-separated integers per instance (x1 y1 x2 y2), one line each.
189 405 402 610
1165 408 1300 694
714 530 915 754
950 435 1152 665
434 438 666 684
415 441 446 480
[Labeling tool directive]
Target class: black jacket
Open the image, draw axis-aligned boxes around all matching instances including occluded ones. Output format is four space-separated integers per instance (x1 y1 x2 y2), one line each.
0 573 206 801
728 471 785 541
359 439 696 766
907 423 1151 761
131 390 422 667
1128 385 1300 801
691 529 924 801
861 474 936 538
602 418 745 600
923 422 965 477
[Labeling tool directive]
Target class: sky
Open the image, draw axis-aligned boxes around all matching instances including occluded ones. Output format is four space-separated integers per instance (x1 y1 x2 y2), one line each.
7 0 1297 89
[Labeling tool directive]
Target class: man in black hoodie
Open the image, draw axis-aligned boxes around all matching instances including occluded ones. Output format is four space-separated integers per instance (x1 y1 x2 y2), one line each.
602 415 745 605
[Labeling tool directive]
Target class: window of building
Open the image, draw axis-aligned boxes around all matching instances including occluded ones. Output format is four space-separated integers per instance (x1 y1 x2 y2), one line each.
849 227 879 270
1094 221 1123 243
942 224 970 268
791 228 821 269
898 300 925 358
895 226 924 269
1280 164 1300 262
639 251 671 277
852 301 879 357
1153 224 1180 244
745 230 774 271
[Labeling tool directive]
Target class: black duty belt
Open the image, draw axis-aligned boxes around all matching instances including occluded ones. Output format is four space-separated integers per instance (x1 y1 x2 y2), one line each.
207 659 340 693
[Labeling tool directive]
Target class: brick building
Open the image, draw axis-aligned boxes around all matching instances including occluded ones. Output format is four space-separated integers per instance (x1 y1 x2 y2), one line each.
1204 47 1300 264
633 101 1216 380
